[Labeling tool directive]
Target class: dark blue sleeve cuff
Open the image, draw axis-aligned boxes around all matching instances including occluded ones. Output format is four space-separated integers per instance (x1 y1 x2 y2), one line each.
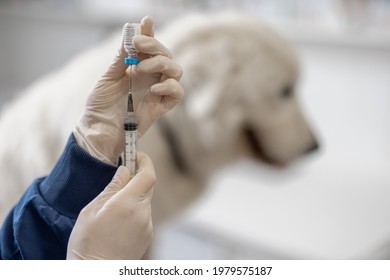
39 133 118 219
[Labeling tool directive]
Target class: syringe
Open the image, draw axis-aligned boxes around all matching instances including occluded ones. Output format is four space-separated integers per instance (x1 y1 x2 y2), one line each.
123 22 141 175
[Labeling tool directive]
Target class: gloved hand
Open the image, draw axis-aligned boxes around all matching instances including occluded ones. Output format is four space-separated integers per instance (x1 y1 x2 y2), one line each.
74 15 184 165
67 152 156 260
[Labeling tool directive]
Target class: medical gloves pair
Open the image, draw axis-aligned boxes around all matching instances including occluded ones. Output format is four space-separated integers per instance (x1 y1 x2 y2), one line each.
68 16 184 259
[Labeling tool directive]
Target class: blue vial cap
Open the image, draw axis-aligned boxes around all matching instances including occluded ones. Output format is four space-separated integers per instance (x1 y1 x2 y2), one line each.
124 57 139 65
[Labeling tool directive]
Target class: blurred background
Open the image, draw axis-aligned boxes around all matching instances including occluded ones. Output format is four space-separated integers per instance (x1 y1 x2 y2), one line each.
1 0 390 259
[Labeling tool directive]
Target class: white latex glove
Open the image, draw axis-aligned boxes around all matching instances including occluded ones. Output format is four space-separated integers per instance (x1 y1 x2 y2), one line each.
67 152 156 260
74 15 184 165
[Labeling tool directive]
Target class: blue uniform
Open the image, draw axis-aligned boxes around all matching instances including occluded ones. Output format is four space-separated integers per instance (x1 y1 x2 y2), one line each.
0 134 117 259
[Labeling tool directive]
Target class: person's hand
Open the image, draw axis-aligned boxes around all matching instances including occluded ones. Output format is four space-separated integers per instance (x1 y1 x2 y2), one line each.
67 152 156 260
74 15 184 165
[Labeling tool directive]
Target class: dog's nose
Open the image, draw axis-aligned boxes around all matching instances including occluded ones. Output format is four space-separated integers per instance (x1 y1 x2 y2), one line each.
304 140 319 154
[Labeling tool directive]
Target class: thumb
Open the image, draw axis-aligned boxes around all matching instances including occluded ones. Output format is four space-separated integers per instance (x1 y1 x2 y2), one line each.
102 30 129 80
114 153 156 201
90 166 132 208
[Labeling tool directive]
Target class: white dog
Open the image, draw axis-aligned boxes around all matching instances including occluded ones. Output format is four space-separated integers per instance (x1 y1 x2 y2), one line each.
0 14 318 232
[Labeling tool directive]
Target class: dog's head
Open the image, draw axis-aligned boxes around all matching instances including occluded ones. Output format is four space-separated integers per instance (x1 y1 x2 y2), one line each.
159 14 318 177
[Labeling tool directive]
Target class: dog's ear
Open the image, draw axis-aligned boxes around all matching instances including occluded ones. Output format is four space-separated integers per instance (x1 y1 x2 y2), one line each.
177 46 230 123
179 40 234 123
184 82 221 122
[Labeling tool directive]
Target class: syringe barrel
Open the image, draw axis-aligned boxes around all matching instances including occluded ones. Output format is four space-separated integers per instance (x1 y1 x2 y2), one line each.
123 114 138 175
124 128 137 175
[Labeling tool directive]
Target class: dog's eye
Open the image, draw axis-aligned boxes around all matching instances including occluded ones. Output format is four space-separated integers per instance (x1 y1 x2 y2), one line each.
281 87 293 99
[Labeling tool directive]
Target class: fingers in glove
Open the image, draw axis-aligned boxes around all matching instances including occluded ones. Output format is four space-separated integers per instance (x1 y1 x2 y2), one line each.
115 152 156 199
87 166 131 209
151 78 185 111
134 35 172 59
141 15 154 37
106 166 132 192
137 16 155 62
137 55 183 81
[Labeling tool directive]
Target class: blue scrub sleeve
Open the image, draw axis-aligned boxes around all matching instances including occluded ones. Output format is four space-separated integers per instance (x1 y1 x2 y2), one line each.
0 133 117 259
